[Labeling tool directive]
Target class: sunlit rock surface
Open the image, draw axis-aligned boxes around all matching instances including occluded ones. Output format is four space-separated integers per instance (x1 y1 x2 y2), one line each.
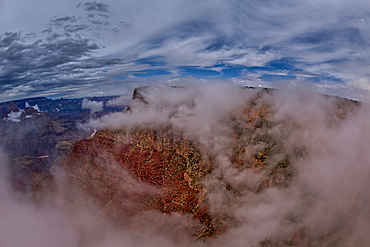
59 128 215 237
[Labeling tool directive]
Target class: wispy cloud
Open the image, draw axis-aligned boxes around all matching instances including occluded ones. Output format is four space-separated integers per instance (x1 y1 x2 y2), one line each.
81 2 110 13
1 0 370 101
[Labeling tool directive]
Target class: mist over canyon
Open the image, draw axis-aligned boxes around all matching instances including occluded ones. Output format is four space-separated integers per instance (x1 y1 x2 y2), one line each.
0 81 369 247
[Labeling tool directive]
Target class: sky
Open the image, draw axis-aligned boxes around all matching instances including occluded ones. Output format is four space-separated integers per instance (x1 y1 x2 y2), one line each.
1 0 370 102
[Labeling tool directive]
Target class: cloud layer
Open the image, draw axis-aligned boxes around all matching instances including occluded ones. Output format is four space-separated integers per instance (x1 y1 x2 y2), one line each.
82 81 370 246
1 0 370 101
2 81 370 246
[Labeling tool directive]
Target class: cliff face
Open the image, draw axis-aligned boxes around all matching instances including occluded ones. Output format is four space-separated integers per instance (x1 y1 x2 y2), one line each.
0 95 127 193
60 128 215 237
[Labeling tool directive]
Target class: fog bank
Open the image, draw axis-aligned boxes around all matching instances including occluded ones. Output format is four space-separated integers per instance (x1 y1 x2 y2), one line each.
2 80 370 246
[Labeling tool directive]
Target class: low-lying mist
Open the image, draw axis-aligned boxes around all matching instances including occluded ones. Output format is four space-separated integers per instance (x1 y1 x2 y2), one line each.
1 79 370 246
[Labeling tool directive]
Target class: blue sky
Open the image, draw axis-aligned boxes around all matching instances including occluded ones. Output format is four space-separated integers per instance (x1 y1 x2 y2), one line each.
1 0 370 102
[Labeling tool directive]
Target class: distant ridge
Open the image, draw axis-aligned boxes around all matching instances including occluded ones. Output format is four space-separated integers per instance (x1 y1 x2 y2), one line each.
0 95 125 119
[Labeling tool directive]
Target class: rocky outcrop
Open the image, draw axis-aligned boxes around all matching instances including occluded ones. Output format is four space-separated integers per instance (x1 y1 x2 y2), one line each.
5 102 19 115
59 128 216 237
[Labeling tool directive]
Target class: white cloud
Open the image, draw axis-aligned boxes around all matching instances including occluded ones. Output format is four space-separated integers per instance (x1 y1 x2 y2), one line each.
80 80 370 246
82 98 104 113
2 80 370 246
0 0 370 101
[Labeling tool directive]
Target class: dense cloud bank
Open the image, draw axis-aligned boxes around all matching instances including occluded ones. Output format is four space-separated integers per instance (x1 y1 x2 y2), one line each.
0 1 132 102
0 31 127 101
1 81 370 246
84 82 370 246
82 98 104 113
